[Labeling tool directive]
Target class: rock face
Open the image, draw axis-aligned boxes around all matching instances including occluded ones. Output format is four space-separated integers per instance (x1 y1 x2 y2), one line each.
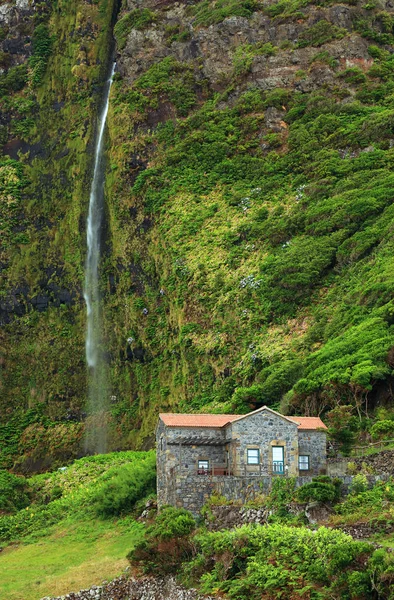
328 450 394 477
41 575 216 600
205 504 269 530
117 1 372 89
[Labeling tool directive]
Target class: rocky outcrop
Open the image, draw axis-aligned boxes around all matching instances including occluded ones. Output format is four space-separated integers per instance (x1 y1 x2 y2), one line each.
205 504 269 530
41 575 216 600
328 450 394 477
117 1 372 90
0 0 36 72
338 521 394 540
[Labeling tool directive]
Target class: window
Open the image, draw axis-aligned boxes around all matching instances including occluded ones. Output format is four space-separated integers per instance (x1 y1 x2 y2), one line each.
299 455 310 471
247 448 260 465
198 460 209 474
272 446 284 474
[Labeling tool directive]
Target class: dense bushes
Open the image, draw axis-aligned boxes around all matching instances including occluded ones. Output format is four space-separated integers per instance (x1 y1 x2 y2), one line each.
194 525 373 599
296 475 342 503
0 451 156 543
0 471 29 513
130 520 375 599
0 64 28 96
129 506 196 573
29 24 53 86
91 454 156 517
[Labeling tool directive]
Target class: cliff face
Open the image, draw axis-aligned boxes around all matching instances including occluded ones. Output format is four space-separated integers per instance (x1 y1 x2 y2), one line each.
2 0 394 470
0 0 118 470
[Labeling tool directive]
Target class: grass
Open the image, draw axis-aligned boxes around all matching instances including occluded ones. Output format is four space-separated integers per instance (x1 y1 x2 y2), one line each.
0 517 144 600
0 452 154 599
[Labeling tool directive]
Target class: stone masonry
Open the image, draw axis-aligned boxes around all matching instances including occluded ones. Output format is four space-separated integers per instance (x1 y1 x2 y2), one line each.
157 407 328 514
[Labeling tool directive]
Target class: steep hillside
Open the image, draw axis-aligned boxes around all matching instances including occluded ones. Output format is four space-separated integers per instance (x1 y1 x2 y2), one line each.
2 0 394 468
105 0 394 441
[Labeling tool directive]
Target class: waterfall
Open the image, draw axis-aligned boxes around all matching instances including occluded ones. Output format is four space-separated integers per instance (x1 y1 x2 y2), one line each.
83 62 116 455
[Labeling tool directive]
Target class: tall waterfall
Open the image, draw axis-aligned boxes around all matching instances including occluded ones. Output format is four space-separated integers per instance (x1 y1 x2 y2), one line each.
83 62 116 455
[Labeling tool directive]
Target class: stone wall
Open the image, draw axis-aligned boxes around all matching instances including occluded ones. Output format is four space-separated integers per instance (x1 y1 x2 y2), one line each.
156 420 228 506
170 473 387 515
298 430 327 475
41 575 216 600
229 410 300 476
172 474 314 514
328 449 394 477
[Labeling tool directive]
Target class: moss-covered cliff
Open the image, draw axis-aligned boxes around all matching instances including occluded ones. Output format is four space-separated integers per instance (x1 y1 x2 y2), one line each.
0 0 118 470
2 0 394 470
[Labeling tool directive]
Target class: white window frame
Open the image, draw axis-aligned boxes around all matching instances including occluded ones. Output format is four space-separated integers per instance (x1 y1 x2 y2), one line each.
198 460 209 472
299 455 310 471
247 448 260 465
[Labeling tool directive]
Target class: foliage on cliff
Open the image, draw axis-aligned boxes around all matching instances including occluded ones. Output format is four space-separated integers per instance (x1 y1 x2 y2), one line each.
2 0 394 467
105 0 394 444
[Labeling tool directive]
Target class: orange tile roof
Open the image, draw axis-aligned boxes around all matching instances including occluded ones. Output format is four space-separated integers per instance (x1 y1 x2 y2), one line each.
287 416 328 430
159 412 327 430
159 413 239 428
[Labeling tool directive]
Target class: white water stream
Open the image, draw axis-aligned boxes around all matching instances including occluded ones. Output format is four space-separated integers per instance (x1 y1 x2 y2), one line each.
83 62 116 454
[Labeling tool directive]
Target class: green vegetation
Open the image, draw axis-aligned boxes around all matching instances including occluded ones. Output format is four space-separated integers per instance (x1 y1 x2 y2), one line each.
29 23 54 87
297 20 347 47
114 8 158 49
0 470 29 513
296 475 342 503
0 452 152 598
190 0 259 27
129 505 196 573
0 451 155 542
129 505 394 599
0 517 142 600
128 477 394 599
3 0 394 469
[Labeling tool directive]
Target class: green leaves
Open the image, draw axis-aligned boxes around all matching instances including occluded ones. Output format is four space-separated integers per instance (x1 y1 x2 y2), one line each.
184 524 374 599
114 9 157 50
29 24 54 87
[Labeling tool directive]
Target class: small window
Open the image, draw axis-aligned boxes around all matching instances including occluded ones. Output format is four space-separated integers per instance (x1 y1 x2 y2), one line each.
299 455 310 471
198 460 209 474
247 448 260 465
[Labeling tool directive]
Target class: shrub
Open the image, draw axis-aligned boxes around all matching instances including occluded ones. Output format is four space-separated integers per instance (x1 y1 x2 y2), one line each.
189 524 373 598
298 20 347 48
128 506 196 573
297 476 341 503
268 477 296 507
0 470 30 513
29 24 53 86
0 64 28 95
191 0 258 27
349 474 368 495
370 419 394 440
91 455 156 517
114 9 157 49
326 405 358 455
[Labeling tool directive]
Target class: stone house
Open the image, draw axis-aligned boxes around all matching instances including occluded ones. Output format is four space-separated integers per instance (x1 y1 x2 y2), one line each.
156 406 327 513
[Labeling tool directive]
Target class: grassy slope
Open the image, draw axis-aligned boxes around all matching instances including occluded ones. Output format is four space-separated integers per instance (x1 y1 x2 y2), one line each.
0 519 141 600
0 451 152 599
